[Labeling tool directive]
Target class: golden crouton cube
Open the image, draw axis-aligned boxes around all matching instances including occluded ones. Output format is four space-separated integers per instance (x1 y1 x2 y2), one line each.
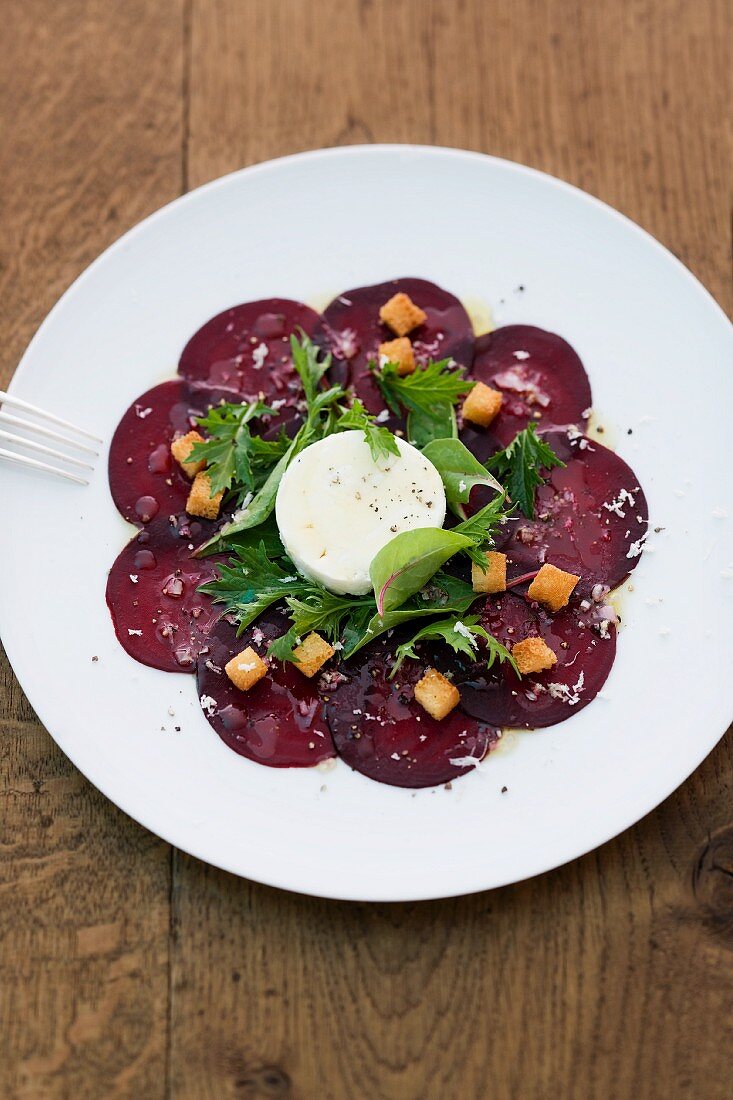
414 668 460 721
512 637 557 676
379 292 427 337
225 646 268 691
472 551 507 594
186 471 224 520
527 563 580 612
379 336 415 376
292 632 335 678
171 430 206 478
462 382 503 427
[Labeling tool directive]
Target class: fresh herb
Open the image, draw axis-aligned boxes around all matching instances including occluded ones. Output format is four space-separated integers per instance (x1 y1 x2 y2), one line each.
199 543 311 631
188 400 277 497
389 614 518 678
269 592 374 663
486 422 565 519
374 358 473 448
344 573 478 658
421 438 504 517
375 358 474 416
290 329 332 405
452 494 512 565
369 527 474 616
334 399 400 463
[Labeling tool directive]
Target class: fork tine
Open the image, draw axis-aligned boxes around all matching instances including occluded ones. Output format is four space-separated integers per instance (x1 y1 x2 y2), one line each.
0 428 95 470
0 390 102 443
0 410 99 455
0 447 89 485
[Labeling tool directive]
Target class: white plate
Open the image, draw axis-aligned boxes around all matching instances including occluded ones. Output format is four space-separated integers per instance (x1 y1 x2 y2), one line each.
1 146 731 901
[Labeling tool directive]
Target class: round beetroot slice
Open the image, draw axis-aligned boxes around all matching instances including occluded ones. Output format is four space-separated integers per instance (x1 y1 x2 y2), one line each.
457 592 617 729
324 638 499 789
313 278 475 415
178 299 320 422
463 325 592 453
492 429 649 595
106 519 222 673
108 380 218 526
196 615 334 768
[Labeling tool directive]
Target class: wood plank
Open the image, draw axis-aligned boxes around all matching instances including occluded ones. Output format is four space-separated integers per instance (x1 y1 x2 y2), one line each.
0 722 172 1099
173 1 733 1098
0 1 183 1095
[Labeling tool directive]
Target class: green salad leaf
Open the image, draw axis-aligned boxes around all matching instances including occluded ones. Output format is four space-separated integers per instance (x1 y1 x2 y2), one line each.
451 494 512 565
375 358 474 416
220 513 287 558
290 329 332 404
268 592 374 663
406 402 457 448
421 438 504 517
369 527 474 616
199 543 312 631
486 422 565 519
343 572 478 659
389 614 518 678
188 400 277 497
334 399 400 463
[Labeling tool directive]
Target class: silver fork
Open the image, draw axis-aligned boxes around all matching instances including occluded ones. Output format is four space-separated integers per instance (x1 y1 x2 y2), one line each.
0 390 101 485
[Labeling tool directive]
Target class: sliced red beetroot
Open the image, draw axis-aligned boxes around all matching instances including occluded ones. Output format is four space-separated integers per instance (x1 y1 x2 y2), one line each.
461 326 592 455
106 518 222 673
196 614 334 768
178 299 319 427
324 637 499 789
491 429 649 595
457 591 616 729
313 278 475 415
108 380 218 526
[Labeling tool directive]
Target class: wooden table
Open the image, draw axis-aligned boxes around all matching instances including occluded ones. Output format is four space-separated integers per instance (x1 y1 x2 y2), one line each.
1 2 731 1097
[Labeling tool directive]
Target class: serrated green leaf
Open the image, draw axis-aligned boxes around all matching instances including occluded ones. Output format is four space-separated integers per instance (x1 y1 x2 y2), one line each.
374 358 474 415
334 399 400 463
389 614 519 678
486 422 565 519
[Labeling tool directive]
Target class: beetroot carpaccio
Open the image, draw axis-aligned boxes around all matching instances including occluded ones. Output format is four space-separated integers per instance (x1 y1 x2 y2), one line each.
106 281 649 789
313 278 475 416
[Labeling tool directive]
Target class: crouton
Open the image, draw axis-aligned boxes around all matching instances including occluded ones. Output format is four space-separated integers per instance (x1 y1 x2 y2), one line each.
379 292 427 337
186 471 223 520
292 632 335 678
527 563 580 612
171 430 206 478
472 551 507 594
461 382 503 427
414 667 460 721
379 336 415 376
225 646 268 691
512 637 557 675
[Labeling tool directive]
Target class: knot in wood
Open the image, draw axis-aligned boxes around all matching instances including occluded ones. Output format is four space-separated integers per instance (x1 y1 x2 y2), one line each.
236 1064 291 1097
691 827 733 943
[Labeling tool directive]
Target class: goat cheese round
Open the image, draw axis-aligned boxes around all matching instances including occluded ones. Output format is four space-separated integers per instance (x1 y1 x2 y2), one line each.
275 431 447 595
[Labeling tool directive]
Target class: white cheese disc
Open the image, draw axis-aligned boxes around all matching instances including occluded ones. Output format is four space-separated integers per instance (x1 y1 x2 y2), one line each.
275 430 447 595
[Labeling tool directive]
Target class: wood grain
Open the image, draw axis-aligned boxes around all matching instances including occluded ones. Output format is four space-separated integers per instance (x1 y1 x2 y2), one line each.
1 1 732 1097
0 2 183 1096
